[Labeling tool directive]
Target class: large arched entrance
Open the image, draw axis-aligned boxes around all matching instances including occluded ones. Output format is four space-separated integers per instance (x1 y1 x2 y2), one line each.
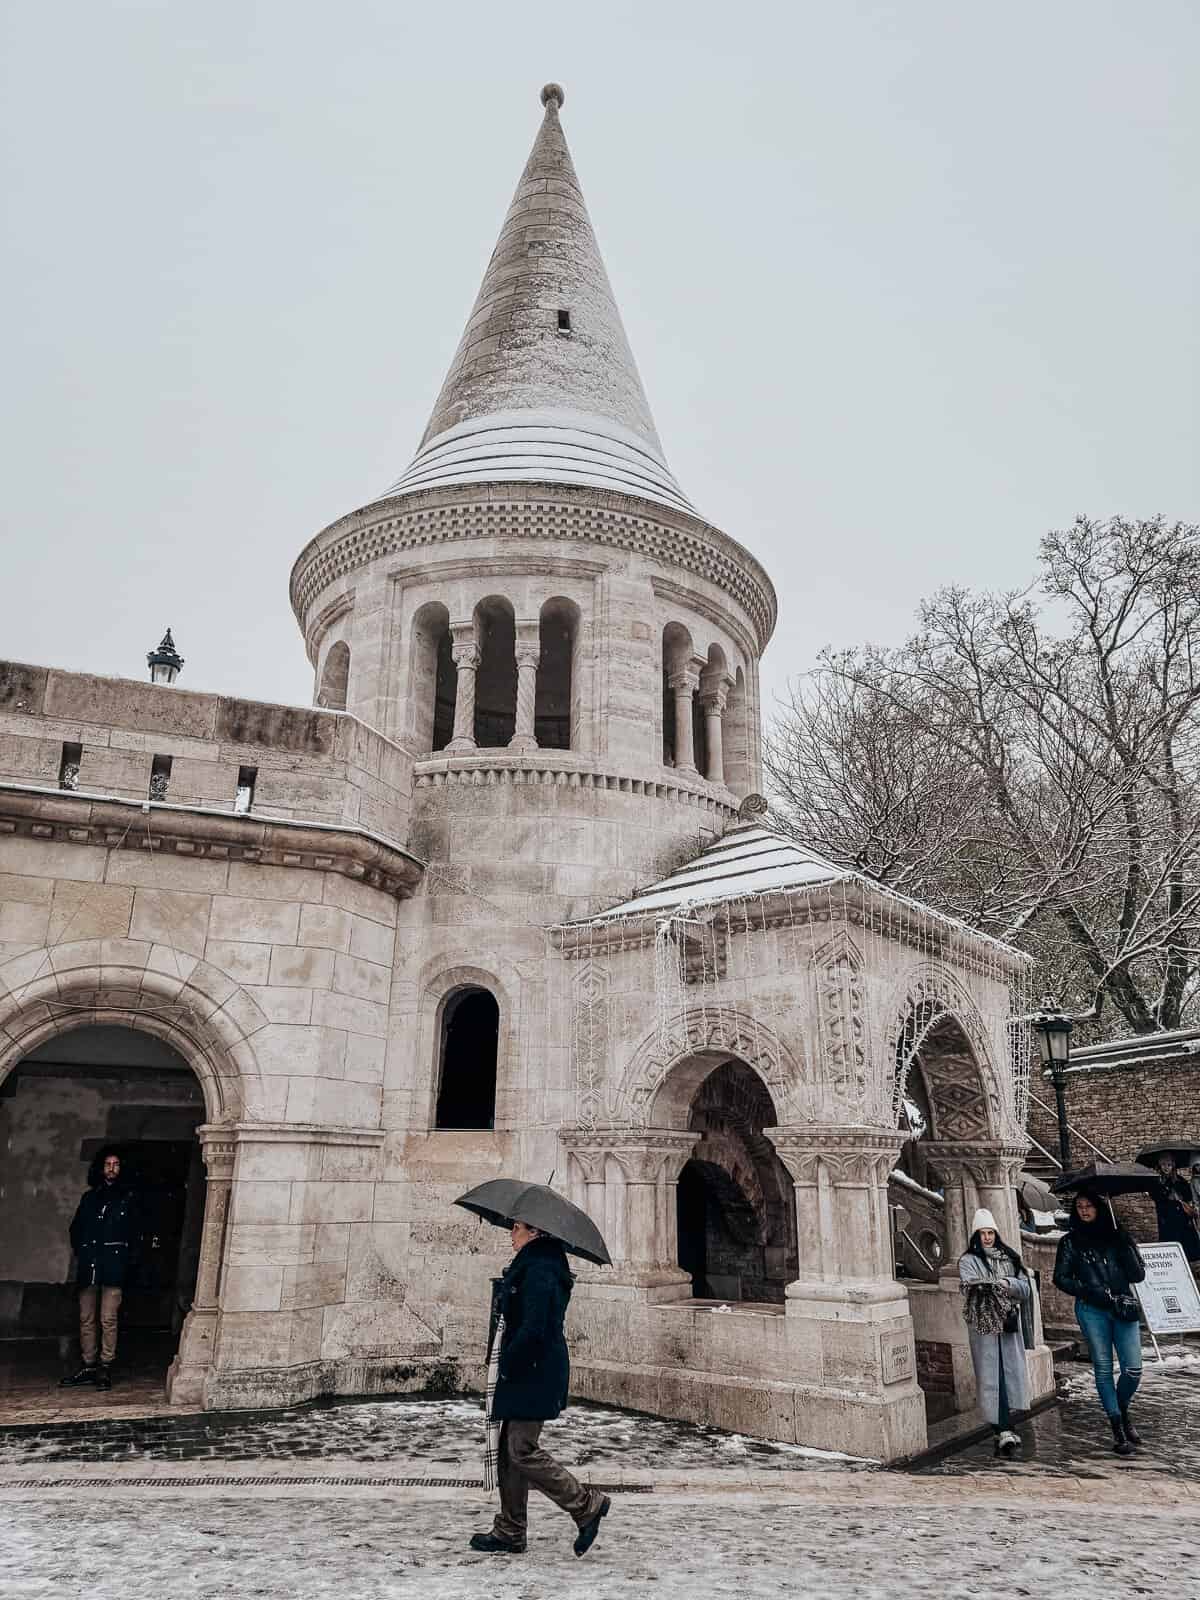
673 1058 798 1304
0 1024 209 1409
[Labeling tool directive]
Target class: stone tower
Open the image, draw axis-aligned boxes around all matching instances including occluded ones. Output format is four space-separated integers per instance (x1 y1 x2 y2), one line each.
291 83 777 933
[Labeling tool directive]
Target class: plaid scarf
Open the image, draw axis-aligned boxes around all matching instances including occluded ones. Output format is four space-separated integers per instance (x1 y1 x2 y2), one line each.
483 1311 505 1493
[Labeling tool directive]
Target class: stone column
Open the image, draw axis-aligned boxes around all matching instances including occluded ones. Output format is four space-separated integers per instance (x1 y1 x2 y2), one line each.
508 636 540 754
925 1141 1027 1265
699 683 728 785
763 1125 925 1459
668 668 700 775
446 625 480 754
165 1127 235 1407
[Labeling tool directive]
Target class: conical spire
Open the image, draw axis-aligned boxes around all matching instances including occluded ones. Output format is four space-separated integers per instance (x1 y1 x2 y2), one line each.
382 84 693 514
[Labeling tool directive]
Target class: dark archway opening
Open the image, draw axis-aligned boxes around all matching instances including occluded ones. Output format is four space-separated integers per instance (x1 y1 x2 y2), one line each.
675 1059 797 1303
434 988 499 1130
0 1025 206 1405
432 627 456 752
474 599 517 748
535 599 577 750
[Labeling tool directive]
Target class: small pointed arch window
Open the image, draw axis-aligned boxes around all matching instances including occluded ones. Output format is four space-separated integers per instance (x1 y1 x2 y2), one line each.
317 641 351 711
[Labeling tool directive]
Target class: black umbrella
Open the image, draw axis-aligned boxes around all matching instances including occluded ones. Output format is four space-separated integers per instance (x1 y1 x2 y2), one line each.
454 1178 612 1266
1051 1161 1160 1198
1136 1142 1200 1170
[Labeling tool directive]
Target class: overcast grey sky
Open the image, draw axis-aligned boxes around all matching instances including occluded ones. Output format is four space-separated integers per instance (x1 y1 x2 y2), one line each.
2 2 1197 719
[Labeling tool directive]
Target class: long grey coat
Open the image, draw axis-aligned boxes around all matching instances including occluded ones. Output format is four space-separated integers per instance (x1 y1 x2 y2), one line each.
958 1251 1034 1424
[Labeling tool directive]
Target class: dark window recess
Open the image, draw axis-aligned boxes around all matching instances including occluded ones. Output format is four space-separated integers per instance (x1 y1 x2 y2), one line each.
59 742 82 791
148 754 173 801
435 988 499 1130
557 308 571 332
234 765 258 815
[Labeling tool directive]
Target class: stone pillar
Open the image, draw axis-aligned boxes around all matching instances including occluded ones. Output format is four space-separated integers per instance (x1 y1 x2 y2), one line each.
764 1125 926 1461
699 684 728 785
508 637 540 754
668 668 700 775
561 1129 695 1294
165 1127 235 1407
446 628 481 754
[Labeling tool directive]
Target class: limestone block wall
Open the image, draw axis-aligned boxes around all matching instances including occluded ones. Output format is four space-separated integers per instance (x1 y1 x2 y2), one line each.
0 661 413 840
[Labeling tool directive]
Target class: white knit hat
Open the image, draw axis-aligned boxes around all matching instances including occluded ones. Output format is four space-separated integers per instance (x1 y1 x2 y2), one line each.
971 1208 999 1235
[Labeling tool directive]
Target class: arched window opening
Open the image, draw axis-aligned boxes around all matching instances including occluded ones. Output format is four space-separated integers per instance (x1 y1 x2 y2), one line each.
410 603 453 754
535 598 578 750
724 666 751 797
676 1059 797 1303
316 641 350 711
434 987 499 1130
661 622 694 768
474 598 517 748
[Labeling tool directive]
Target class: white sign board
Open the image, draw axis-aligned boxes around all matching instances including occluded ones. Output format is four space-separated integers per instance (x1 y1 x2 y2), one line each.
1133 1241 1200 1335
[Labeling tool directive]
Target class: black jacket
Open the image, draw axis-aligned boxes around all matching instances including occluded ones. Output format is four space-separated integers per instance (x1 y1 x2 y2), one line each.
489 1237 574 1422
1053 1218 1145 1312
1152 1177 1200 1261
69 1183 141 1290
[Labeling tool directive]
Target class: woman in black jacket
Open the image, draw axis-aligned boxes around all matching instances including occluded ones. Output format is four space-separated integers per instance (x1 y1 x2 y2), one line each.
470 1221 610 1558
1053 1189 1146 1455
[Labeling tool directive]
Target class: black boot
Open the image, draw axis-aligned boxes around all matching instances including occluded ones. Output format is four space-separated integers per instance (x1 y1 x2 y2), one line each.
94 1366 113 1391
1121 1409 1142 1447
573 1496 611 1558
1110 1416 1135 1456
59 1366 97 1387
468 1532 525 1555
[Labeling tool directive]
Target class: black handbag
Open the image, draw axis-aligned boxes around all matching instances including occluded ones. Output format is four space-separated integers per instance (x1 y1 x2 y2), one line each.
1003 1306 1020 1334
1112 1292 1141 1323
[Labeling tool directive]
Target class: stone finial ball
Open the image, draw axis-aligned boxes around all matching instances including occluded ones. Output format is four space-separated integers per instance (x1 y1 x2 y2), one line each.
540 83 565 110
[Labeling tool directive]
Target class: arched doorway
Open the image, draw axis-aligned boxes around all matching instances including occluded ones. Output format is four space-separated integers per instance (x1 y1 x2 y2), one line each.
674 1059 797 1303
0 1024 207 1404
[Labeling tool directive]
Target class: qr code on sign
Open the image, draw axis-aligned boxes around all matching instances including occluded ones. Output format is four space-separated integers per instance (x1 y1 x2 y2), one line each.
1165 1296 1182 1314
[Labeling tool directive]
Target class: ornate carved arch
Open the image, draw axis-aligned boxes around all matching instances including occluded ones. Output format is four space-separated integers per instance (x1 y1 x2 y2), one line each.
886 962 1003 1142
0 941 265 1121
618 1006 798 1129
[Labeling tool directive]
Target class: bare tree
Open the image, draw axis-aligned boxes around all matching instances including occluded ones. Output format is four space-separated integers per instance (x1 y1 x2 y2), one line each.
765 517 1200 1033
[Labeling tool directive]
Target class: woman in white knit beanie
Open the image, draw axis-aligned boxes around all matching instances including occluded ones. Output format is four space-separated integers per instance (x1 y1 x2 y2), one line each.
958 1207 1035 1457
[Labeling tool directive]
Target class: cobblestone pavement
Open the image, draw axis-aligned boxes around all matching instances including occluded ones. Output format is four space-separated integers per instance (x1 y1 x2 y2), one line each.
2 1485 1197 1600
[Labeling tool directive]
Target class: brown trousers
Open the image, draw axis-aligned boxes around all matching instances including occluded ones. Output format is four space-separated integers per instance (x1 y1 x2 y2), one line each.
79 1286 122 1367
492 1419 604 1542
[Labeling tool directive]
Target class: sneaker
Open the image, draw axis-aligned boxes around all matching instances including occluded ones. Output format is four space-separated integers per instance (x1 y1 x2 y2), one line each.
468 1532 525 1554
59 1366 97 1387
573 1496 611 1558
997 1430 1021 1457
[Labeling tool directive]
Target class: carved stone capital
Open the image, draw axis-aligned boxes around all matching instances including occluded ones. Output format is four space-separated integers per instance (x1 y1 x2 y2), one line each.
451 641 481 671
608 1132 697 1185
925 1140 1027 1189
668 668 701 697
766 1125 905 1188
699 685 728 715
514 645 541 670
197 1127 237 1180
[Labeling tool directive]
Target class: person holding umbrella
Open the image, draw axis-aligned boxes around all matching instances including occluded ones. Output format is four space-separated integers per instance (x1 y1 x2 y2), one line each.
1053 1188 1146 1455
1147 1153 1200 1269
456 1180 611 1559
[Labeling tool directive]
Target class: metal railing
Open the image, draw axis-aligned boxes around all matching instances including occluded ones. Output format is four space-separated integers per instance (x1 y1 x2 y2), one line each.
1027 1089 1113 1165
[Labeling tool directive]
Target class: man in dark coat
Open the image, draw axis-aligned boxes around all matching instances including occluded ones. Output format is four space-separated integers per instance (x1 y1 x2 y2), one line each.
470 1221 610 1557
60 1148 141 1391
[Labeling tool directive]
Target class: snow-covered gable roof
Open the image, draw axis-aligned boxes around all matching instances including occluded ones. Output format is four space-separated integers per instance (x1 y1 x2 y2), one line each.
587 824 849 921
376 84 694 518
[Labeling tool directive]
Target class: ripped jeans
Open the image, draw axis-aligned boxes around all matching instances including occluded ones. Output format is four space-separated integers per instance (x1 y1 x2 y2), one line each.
1075 1300 1143 1419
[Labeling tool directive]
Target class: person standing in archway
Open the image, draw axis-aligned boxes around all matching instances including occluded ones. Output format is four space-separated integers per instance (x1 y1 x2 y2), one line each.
60 1148 141 1392
469 1221 610 1558
958 1208 1034 1457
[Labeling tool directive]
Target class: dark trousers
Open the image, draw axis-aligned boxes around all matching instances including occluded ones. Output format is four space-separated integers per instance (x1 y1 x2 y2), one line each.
493 1419 603 1542
993 1357 1011 1434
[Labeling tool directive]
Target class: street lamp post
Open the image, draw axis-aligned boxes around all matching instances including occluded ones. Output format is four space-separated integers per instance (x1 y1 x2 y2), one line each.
147 629 184 686
1034 993 1074 1172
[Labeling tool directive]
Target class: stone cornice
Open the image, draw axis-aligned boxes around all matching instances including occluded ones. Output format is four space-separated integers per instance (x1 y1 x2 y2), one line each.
0 785 424 901
289 481 778 654
413 751 738 818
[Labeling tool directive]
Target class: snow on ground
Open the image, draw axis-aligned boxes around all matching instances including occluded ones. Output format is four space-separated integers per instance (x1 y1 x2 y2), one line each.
1 1491 1196 1600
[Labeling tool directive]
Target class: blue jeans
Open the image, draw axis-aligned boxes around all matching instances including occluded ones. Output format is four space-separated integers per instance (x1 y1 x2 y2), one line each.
1075 1300 1143 1419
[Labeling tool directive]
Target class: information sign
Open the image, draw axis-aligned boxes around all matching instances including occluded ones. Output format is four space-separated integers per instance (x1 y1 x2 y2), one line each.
1132 1241 1200 1335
